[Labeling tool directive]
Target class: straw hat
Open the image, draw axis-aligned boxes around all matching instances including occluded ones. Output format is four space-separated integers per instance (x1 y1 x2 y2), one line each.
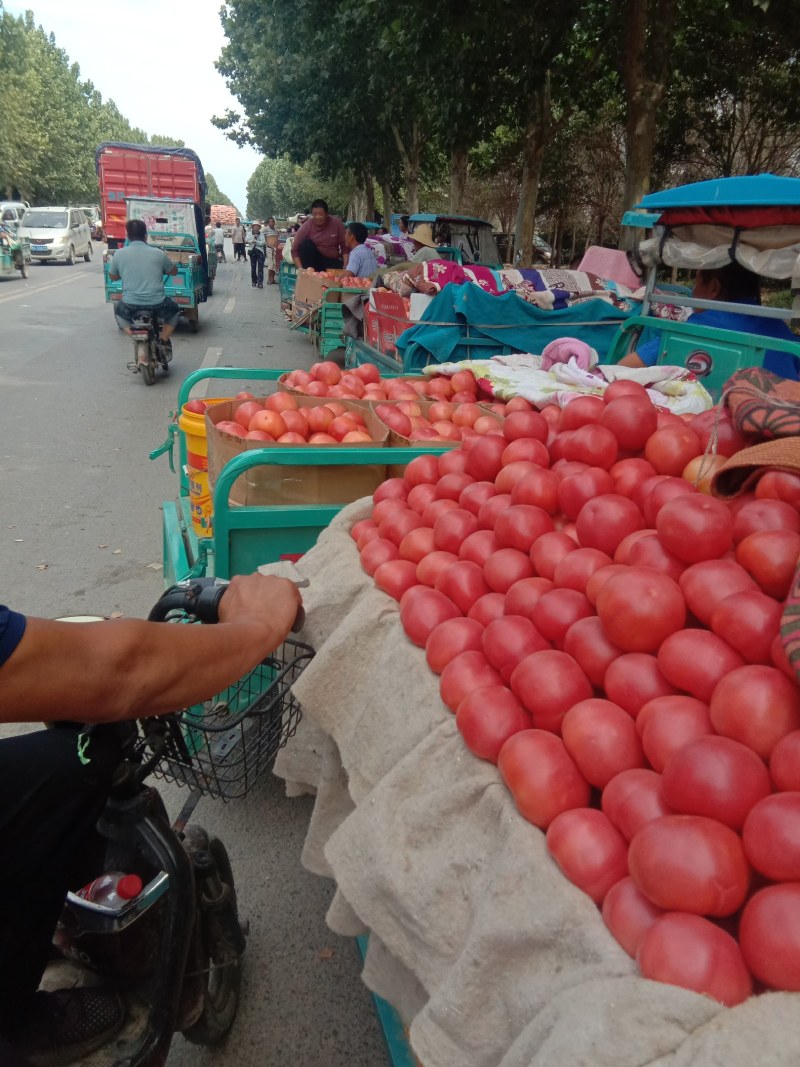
411 222 437 249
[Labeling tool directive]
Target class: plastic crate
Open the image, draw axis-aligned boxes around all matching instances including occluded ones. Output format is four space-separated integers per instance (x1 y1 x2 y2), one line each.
279 261 298 304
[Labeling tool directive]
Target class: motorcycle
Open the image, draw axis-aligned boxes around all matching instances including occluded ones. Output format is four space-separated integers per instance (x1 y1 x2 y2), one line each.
127 311 172 386
20 578 311 1067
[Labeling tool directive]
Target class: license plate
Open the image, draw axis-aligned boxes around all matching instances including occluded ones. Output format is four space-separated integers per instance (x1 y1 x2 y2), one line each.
31 244 48 252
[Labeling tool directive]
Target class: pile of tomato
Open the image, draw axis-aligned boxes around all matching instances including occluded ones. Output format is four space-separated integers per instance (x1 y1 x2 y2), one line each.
350 378 800 1007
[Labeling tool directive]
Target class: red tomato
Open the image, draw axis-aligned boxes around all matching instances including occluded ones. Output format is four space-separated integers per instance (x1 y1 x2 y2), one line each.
626 534 686 582
439 650 502 713
662 736 771 830
631 473 670 514
689 408 749 457
482 615 550 681
561 699 644 788
477 493 513 530
510 468 560 513
416 551 459 587
379 508 426 547
610 457 658 498
464 435 506 481
552 548 613 593
740 884 800 991
505 396 535 413
433 508 479 554
736 529 800 599
604 380 650 404
560 395 604 430
360 538 400 575
498 729 590 829
557 467 616 521
546 808 629 903
531 531 577 580
678 559 759 625
600 396 658 450
458 530 500 567
467 592 507 625
710 665 800 759
372 498 407 525
503 577 554 618
398 527 436 564
601 768 673 842
500 438 549 468
484 548 535 593
657 629 745 703
756 470 800 509
510 650 593 733
532 589 593 648
628 814 751 916
585 563 627 605
604 653 677 718
575 494 645 556
656 494 733 563
399 588 460 647
459 480 497 516
435 560 490 613
374 478 408 504
561 424 619 469
644 425 702 476
742 793 800 882
637 913 752 1006
602 877 664 958
434 472 474 502
494 505 554 552
438 449 469 476
357 527 383 550
404 453 440 487
456 685 531 762
732 498 800 543
425 617 485 674
406 483 438 514
494 461 542 495
770 731 800 791
502 410 549 443
710 590 782 664
641 476 697 527
563 616 622 687
373 559 418 600
351 518 376 544
596 568 686 653
638 695 712 770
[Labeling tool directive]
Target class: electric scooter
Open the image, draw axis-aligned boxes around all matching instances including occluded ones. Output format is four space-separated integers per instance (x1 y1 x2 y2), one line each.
127 311 171 387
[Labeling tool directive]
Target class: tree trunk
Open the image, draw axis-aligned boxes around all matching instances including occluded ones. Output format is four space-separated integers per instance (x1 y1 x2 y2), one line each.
392 122 421 214
363 169 375 222
619 0 678 250
514 77 551 268
380 178 392 224
449 144 469 213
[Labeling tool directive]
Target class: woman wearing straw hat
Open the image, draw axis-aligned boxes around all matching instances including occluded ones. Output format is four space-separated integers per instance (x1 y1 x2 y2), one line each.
409 222 441 264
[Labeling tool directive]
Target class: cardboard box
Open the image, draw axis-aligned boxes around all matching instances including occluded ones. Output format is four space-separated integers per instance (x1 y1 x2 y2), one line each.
365 307 380 348
205 397 388 508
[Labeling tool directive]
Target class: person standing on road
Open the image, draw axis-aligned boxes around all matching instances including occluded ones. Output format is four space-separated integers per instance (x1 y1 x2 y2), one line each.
264 217 279 285
231 217 246 262
292 199 348 272
213 222 227 264
247 222 266 288
0 573 302 1066
108 219 180 354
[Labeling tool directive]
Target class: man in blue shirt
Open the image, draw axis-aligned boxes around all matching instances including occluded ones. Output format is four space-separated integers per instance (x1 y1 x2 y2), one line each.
620 262 800 380
342 222 378 279
108 219 180 351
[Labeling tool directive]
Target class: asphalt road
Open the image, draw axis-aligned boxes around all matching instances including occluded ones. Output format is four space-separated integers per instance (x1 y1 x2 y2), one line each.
0 244 389 1066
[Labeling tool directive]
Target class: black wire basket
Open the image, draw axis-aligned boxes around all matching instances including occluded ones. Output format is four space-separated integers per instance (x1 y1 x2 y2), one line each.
146 638 314 800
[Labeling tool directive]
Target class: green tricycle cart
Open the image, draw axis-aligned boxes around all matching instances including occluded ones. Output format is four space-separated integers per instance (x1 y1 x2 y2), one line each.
0 223 29 280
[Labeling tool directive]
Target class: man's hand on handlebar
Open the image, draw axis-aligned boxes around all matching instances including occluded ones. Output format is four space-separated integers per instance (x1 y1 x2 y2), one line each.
218 574 303 641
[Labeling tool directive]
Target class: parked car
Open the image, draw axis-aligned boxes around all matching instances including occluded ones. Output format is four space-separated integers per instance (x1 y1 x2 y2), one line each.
80 205 103 242
0 201 28 232
19 206 93 264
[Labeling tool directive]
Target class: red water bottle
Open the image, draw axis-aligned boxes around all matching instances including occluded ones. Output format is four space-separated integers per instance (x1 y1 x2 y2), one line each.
77 871 143 907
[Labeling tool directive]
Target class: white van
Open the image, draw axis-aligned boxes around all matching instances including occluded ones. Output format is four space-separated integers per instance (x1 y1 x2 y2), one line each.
19 206 93 264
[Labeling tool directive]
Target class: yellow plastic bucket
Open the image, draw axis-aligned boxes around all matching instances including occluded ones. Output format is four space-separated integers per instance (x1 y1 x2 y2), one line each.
179 401 226 536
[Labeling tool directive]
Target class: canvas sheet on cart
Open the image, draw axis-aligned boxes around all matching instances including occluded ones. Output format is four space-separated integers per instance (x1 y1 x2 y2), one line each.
269 503 800 1067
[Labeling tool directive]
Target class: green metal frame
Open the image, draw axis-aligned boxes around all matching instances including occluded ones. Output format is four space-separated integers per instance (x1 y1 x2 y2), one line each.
605 314 800 399
279 260 298 302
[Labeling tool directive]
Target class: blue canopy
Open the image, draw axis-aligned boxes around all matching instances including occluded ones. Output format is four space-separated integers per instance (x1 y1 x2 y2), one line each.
636 174 800 210
395 285 634 372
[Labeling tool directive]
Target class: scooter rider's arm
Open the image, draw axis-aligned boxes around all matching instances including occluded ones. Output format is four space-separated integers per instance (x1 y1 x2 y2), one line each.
0 574 302 724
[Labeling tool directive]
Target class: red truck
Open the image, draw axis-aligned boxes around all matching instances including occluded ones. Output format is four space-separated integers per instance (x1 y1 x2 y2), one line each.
95 142 208 249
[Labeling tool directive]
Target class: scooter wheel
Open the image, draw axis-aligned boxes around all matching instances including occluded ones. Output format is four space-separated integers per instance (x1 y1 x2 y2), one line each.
182 837 243 1046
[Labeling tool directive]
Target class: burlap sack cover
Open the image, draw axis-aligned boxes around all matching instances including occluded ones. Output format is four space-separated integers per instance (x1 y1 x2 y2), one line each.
270 501 800 1067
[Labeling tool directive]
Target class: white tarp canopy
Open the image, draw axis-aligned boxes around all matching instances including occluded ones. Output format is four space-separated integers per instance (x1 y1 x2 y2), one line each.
640 224 800 284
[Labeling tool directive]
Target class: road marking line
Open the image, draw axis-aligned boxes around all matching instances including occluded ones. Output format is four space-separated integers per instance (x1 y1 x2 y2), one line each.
0 270 87 305
196 347 223 397
224 297 236 314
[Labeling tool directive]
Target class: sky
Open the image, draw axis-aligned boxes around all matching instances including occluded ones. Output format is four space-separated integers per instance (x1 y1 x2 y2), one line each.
6 0 261 212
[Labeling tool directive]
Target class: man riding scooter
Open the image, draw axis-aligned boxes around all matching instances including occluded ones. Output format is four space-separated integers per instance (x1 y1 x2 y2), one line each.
108 219 180 357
